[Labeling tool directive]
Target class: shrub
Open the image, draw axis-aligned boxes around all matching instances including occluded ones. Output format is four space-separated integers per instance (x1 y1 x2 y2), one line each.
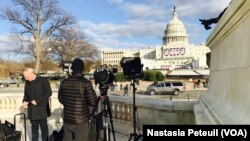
143 70 165 81
156 71 165 81
114 72 127 82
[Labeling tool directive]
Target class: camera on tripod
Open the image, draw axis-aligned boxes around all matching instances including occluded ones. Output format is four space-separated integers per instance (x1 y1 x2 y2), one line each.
120 57 143 80
94 64 118 96
93 64 117 141
120 57 144 141
94 65 117 85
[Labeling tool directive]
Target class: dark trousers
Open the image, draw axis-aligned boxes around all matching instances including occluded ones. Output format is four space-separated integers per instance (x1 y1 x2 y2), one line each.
123 90 128 96
63 122 89 141
30 118 48 141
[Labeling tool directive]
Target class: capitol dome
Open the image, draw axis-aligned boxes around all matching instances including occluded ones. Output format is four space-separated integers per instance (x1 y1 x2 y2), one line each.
163 7 188 45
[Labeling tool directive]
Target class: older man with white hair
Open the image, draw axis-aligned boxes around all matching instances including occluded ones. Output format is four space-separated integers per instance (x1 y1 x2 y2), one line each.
22 67 52 141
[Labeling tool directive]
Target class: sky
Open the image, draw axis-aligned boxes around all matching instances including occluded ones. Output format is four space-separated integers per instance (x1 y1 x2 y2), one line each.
0 0 231 60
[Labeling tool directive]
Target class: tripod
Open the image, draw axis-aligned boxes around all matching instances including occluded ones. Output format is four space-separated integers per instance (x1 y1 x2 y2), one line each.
128 79 143 141
95 84 116 141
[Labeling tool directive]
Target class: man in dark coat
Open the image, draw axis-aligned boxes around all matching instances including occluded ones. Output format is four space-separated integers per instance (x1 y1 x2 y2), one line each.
123 84 129 96
58 58 97 141
22 68 52 141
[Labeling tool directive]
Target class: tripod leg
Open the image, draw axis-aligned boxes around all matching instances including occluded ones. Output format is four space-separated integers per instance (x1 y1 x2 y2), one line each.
97 129 105 141
104 125 107 141
128 134 133 141
135 135 143 141
128 80 144 141
96 130 99 141
108 124 111 141
104 124 110 141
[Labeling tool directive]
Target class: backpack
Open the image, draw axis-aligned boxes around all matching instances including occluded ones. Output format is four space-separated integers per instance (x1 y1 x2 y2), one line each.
49 127 63 141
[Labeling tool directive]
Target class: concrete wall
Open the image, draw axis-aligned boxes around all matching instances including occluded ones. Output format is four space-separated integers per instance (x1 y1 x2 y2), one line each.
194 0 250 124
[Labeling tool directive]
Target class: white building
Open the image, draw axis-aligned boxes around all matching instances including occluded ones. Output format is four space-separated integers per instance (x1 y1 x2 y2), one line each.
102 50 139 66
140 7 210 70
102 7 210 76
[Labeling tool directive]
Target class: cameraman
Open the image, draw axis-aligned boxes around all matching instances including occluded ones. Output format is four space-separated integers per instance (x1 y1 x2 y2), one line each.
58 58 97 141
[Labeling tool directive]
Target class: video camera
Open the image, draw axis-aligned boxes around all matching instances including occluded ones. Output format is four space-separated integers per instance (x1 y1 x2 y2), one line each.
93 65 117 85
93 65 117 141
120 57 143 80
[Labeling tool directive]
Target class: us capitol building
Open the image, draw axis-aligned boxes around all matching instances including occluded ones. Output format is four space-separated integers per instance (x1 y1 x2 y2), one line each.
102 7 210 76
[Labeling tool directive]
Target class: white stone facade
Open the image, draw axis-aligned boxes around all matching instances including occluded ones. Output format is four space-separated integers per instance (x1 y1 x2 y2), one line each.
102 50 139 66
194 0 250 124
102 7 210 71
141 7 210 70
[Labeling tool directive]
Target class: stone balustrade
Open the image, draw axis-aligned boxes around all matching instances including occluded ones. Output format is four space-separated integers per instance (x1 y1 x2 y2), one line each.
111 102 131 122
0 91 196 140
0 94 24 119
0 93 196 122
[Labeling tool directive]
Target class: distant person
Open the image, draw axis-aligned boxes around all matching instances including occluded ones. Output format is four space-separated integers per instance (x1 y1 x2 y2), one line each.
206 78 209 88
197 79 201 88
120 83 123 90
22 67 52 141
136 80 140 86
114 82 118 91
202 81 206 88
193 80 196 89
110 83 114 91
123 84 129 96
58 58 97 141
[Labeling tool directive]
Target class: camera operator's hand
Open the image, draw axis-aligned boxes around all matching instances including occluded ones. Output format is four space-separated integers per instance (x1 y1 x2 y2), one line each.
31 100 37 105
22 101 29 108
98 95 105 100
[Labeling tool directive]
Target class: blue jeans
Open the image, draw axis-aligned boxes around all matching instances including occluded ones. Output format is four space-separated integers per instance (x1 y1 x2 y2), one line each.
30 118 48 141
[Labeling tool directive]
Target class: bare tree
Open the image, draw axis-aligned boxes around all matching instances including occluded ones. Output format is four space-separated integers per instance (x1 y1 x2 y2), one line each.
1 0 75 73
0 60 25 78
84 59 102 73
49 27 100 66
